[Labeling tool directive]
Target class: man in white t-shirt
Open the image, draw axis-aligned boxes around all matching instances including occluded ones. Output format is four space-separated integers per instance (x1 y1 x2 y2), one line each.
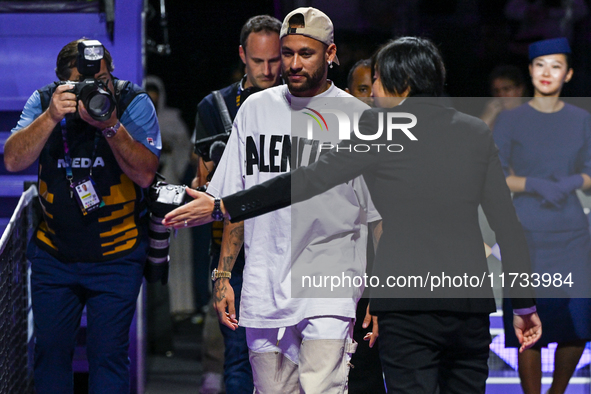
188 8 380 393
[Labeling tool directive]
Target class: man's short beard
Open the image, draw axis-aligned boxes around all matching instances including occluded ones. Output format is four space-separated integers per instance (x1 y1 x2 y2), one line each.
285 63 326 94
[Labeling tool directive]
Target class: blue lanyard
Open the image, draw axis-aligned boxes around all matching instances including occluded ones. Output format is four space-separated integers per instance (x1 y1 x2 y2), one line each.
60 118 74 184
59 118 101 187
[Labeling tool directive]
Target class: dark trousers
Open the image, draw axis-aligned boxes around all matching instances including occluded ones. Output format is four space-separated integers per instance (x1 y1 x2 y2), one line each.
29 238 146 394
377 311 491 394
349 297 386 394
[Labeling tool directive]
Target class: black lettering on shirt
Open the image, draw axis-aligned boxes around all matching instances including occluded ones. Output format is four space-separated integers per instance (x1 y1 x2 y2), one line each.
269 135 282 172
259 135 270 173
246 136 259 176
290 136 298 170
281 135 291 172
245 135 327 174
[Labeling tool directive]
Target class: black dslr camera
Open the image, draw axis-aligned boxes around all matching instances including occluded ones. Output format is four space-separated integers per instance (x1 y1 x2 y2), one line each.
144 181 196 285
58 40 116 121
193 85 263 163
148 181 193 217
194 132 230 163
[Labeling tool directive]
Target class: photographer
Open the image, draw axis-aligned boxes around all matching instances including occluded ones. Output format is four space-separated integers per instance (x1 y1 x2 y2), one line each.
4 39 160 393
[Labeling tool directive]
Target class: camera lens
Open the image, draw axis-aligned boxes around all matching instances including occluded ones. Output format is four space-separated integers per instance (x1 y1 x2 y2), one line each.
87 93 112 118
148 213 170 265
78 80 116 121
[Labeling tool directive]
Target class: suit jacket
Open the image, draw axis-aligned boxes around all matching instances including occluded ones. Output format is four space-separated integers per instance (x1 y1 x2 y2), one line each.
223 97 535 314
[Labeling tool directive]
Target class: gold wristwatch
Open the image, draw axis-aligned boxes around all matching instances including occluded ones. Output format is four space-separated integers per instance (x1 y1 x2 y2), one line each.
211 268 231 282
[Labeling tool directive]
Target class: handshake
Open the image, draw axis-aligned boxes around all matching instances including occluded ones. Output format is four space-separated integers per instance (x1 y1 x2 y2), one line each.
525 175 584 208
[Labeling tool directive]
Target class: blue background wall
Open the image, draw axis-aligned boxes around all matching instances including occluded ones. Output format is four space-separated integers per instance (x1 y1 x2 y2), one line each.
0 0 143 111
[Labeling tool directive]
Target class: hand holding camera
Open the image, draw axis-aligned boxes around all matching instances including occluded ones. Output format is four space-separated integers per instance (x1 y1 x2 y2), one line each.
47 83 79 123
145 181 195 285
78 98 119 131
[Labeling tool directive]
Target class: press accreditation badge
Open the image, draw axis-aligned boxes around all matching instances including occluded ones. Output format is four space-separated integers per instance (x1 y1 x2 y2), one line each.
72 176 105 215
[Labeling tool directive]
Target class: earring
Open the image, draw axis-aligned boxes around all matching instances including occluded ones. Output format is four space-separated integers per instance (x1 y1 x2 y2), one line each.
329 61 333 69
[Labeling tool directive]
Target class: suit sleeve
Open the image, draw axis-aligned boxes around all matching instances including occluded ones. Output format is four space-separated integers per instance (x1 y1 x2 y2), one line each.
480 131 535 309
351 175 381 223
224 109 382 222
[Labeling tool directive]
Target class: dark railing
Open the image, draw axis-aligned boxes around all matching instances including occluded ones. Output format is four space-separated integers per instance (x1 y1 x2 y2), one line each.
0 186 37 394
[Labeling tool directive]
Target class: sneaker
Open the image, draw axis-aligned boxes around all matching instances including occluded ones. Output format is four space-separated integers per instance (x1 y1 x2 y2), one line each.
199 372 223 394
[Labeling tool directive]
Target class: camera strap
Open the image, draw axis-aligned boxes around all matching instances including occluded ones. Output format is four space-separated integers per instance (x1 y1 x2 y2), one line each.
59 117 102 197
212 90 233 134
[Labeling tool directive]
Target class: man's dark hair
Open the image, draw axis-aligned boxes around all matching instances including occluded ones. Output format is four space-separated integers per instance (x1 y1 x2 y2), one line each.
288 13 305 28
372 37 446 97
347 59 371 91
489 65 526 89
239 15 281 50
55 38 114 81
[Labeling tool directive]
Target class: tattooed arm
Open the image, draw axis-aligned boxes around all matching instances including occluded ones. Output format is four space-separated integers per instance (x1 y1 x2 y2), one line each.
213 219 244 330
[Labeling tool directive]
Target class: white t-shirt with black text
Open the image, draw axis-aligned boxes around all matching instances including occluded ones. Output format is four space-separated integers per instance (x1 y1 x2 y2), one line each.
208 83 381 329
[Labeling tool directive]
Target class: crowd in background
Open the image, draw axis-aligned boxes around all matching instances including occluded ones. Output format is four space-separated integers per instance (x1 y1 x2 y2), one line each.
146 0 591 132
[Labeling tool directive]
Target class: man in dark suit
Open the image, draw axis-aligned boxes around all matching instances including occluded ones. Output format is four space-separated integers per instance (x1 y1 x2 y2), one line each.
164 36 541 393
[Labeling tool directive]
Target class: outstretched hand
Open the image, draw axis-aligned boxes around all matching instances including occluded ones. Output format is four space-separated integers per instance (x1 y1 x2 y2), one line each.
162 188 216 228
513 312 542 353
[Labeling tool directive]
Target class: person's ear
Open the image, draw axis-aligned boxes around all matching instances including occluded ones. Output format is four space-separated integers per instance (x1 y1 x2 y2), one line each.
326 43 337 64
565 68 574 83
239 45 246 65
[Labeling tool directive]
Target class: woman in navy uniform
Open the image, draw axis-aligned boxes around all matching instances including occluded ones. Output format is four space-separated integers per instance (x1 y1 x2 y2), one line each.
494 37 591 394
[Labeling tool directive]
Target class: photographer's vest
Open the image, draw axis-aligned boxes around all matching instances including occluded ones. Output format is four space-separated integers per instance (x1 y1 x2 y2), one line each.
35 79 148 262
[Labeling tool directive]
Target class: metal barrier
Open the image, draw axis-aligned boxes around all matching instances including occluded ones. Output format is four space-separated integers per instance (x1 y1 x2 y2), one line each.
0 184 146 393
0 185 37 394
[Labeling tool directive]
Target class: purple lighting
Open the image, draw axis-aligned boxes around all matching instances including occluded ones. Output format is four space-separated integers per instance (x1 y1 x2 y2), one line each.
490 333 591 372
